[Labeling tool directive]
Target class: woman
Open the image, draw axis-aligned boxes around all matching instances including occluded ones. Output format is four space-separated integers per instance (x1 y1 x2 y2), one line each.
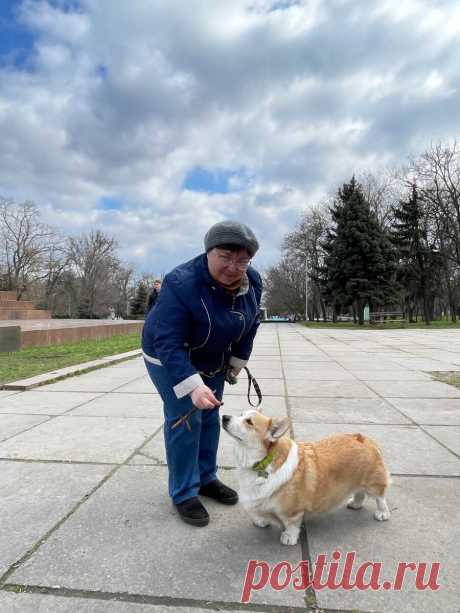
142 220 262 527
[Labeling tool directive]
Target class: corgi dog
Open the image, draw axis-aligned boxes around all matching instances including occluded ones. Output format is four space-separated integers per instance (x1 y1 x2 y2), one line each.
222 410 391 545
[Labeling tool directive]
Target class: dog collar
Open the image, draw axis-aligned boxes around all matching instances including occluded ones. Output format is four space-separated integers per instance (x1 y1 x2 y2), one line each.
252 450 277 479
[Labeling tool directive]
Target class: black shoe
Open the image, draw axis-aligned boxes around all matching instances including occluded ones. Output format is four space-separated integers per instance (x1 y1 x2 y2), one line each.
175 497 209 527
199 480 238 505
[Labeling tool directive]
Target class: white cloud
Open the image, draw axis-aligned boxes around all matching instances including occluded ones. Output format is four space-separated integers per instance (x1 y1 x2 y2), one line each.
0 0 459 274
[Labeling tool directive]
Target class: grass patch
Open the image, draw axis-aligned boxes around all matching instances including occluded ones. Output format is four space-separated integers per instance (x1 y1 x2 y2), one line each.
301 319 460 330
431 372 460 390
0 333 141 385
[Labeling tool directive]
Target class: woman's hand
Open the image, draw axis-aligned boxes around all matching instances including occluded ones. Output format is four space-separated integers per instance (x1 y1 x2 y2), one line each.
191 385 221 409
230 367 241 377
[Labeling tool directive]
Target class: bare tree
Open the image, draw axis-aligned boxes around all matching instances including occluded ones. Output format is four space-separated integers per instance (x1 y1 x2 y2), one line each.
263 253 306 318
358 168 402 230
0 198 56 298
37 233 69 311
112 265 135 318
282 204 331 320
67 230 121 318
409 141 460 320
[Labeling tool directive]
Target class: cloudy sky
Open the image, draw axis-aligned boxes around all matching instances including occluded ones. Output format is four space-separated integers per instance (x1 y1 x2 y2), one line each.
1 0 459 276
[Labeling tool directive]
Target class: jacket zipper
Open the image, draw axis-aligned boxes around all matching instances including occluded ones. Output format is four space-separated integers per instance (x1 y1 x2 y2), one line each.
230 294 246 342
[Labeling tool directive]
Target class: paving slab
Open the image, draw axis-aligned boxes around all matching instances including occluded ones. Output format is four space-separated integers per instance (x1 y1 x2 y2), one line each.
246 354 284 362
220 394 287 415
67 393 165 418
0 391 103 415
286 380 378 398
0 416 163 463
0 414 50 442
332 359 405 370
242 365 284 378
112 377 161 394
389 398 460 425
292 423 460 476
0 461 111 577
281 355 334 362
289 397 412 425
364 380 460 398
391 358 460 371
424 426 460 456
0 592 250 613
250 347 281 356
34 375 144 393
8 466 307 609
224 378 285 396
350 370 432 381
285 366 357 380
307 476 460 613
0 391 21 399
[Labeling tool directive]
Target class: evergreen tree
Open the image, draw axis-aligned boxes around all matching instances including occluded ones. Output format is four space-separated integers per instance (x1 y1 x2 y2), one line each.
130 281 148 317
391 184 438 324
322 177 398 324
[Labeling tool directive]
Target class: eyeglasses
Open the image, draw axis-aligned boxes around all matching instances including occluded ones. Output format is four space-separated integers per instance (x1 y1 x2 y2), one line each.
214 251 251 271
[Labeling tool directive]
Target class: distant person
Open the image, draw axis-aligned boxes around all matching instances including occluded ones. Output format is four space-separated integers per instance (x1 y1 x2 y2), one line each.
142 220 262 527
146 279 162 313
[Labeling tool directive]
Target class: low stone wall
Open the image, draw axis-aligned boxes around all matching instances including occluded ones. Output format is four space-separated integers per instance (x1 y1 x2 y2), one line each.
21 322 144 348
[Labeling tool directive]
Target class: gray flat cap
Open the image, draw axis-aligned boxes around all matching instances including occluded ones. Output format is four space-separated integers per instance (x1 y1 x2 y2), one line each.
204 220 259 257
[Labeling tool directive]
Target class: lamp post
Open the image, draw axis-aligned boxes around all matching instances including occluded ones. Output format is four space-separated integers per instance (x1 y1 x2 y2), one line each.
305 255 308 322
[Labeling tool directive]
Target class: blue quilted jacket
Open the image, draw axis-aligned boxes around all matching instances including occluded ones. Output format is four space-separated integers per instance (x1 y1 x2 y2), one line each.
142 253 262 398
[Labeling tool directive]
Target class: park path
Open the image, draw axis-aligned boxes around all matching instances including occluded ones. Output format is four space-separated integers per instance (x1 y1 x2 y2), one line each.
0 324 459 612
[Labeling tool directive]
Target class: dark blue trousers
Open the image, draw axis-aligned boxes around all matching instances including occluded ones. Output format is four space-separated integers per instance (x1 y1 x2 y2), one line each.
144 360 225 504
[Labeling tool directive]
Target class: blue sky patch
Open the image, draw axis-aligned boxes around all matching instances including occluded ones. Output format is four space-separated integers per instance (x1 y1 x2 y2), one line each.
183 167 248 194
100 196 123 210
96 64 108 79
0 0 35 68
270 0 300 11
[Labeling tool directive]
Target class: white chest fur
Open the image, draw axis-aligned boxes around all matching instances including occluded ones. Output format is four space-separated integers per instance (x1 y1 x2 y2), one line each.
236 442 299 510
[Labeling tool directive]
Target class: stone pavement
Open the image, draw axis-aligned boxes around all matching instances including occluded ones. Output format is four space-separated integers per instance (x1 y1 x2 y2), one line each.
0 324 459 613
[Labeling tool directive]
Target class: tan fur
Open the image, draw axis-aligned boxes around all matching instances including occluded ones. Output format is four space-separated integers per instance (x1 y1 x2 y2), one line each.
253 413 390 517
230 411 391 529
275 434 390 519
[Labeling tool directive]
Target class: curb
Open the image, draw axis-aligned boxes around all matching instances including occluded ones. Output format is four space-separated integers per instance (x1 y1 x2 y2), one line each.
1 350 142 391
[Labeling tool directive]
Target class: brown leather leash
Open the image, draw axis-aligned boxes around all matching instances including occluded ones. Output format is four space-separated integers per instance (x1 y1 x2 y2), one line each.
226 366 262 408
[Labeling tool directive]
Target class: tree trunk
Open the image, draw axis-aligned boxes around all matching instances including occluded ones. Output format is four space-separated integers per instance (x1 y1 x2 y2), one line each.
352 302 357 324
358 301 365 325
320 298 327 322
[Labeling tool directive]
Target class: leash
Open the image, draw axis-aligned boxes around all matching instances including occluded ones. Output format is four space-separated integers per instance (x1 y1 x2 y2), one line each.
171 366 262 430
226 366 262 408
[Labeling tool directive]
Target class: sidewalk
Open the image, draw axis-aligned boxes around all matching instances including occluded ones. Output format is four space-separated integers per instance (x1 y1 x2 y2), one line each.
1 324 459 612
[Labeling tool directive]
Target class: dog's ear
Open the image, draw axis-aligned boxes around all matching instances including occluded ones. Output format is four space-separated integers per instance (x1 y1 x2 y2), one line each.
266 416 290 441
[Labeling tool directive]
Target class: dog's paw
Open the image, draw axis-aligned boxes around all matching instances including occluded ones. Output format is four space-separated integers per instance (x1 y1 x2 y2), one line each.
347 500 363 510
280 530 299 546
253 518 270 528
374 509 390 521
